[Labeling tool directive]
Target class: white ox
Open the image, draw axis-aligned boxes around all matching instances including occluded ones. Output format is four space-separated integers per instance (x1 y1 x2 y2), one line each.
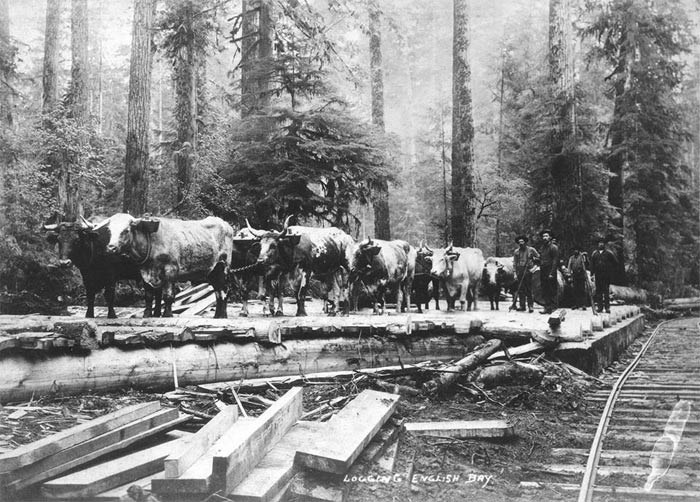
105 213 234 318
428 243 484 311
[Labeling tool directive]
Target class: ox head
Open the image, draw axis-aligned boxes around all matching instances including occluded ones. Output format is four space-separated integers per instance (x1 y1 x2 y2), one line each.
430 242 460 278
350 238 382 281
415 240 434 273
482 257 504 287
105 214 160 259
43 215 100 267
256 216 301 270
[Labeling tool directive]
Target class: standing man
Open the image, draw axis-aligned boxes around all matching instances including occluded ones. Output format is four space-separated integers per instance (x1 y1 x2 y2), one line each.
539 229 559 314
590 236 617 313
567 247 589 310
512 235 540 313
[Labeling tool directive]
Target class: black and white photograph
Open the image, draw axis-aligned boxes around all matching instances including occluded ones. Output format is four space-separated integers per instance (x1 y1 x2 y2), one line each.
0 0 698 500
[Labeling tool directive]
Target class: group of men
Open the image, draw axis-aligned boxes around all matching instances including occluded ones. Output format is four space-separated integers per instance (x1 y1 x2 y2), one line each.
511 230 618 315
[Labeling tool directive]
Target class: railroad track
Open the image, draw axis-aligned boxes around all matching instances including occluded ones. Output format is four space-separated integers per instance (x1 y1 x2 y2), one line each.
539 317 700 501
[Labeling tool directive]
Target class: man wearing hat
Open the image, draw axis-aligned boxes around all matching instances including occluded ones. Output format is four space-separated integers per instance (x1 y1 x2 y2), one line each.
590 236 617 313
567 246 589 309
539 229 560 314
512 235 540 312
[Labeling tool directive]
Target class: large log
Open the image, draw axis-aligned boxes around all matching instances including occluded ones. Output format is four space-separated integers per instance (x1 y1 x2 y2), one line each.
0 334 479 403
474 361 544 389
610 285 648 304
422 339 502 395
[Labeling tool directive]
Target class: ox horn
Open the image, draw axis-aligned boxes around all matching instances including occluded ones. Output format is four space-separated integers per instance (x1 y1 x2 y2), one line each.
446 241 453 252
245 218 265 238
279 215 293 236
78 215 92 229
42 223 58 231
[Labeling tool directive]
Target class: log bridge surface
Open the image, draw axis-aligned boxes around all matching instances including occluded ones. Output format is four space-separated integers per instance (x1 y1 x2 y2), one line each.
0 298 644 404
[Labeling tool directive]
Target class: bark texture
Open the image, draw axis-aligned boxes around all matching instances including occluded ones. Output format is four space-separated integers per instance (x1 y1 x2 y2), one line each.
240 0 272 117
369 5 390 240
42 0 61 116
124 0 155 215
0 0 12 127
450 0 476 247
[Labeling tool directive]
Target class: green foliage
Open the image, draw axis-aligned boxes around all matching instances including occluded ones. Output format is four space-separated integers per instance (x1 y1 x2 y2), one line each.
220 103 397 229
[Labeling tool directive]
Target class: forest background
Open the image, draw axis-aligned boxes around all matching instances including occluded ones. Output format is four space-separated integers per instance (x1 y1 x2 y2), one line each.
0 0 698 310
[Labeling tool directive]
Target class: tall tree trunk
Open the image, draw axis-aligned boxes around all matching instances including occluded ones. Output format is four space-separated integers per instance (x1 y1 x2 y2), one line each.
0 0 12 128
241 0 271 117
369 4 390 240
174 2 197 214
42 0 61 116
0 0 11 229
59 0 89 220
123 0 154 216
451 0 476 247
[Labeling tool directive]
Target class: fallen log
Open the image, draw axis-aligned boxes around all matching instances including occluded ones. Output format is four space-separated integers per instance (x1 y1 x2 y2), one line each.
0 335 473 403
610 285 648 304
474 361 544 389
422 339 502 395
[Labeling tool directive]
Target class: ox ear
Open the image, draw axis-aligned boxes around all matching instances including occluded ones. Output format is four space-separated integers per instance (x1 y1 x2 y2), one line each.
132 218 160 234
366 245 382 256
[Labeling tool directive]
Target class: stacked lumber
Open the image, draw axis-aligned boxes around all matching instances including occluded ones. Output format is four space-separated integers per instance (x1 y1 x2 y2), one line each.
0 401 188 499
171 283 216 315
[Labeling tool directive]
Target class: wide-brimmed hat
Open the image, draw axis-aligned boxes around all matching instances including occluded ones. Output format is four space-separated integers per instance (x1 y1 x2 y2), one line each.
514 234 528 243
539 229 554 238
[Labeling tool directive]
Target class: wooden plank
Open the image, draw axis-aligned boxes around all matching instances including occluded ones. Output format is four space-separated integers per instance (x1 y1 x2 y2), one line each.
288 472 345 502
174 282 212 303
230 421 324 502
7 411 188 492
40 431 190 499
89 472 163 502
179 293 216 317
295 390 400 474
151 417 256 495
211 387 304 494
404 420 514 439
547 309 566 328
0 401 162 473
164 405 238 478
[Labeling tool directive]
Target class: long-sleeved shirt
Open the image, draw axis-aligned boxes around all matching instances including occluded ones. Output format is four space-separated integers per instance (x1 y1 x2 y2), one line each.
590 248 618 277
567 253 588 275
513 246 540 275
540 241 559 277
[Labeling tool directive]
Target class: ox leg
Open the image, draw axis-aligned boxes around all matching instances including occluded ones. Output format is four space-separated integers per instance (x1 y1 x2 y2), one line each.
85 287 96 318
143 285 154 318
276 277 285 316
295 271 308 317
153 288 162 317
162 283 175 317
207 261 228 319
433 279 440 310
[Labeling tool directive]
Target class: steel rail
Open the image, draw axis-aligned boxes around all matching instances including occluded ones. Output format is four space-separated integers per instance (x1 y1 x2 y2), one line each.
577 319 674 502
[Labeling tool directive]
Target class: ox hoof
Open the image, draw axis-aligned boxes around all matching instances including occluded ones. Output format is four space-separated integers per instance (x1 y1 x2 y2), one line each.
274 311 285 317
296 312 308 317
107 312 117 319
327 311 337 317
239 312 249 317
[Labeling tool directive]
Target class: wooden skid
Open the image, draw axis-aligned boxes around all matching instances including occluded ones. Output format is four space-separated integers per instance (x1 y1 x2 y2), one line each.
211 387 304 494
164 405 238 478
6 410 188 492
0 401 161 473
295 390 400 474
229 421 324 502
404 420 514 438
40 431 190 499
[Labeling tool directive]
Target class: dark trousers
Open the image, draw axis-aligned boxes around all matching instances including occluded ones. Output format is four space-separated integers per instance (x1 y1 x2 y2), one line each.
572 272 587 308
594 274 611 311
515 272 533 309
541 269 558 311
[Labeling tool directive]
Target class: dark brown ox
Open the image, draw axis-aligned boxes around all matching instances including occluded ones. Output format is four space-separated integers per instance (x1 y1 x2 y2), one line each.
43 216 161 318
481 256 516 310
414 241 440 313
349 238 416 315
429 243 484 311
251 217 355 317
106 214 234 318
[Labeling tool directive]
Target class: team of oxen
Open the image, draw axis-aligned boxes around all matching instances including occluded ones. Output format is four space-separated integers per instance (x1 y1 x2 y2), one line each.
42 214 524 319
